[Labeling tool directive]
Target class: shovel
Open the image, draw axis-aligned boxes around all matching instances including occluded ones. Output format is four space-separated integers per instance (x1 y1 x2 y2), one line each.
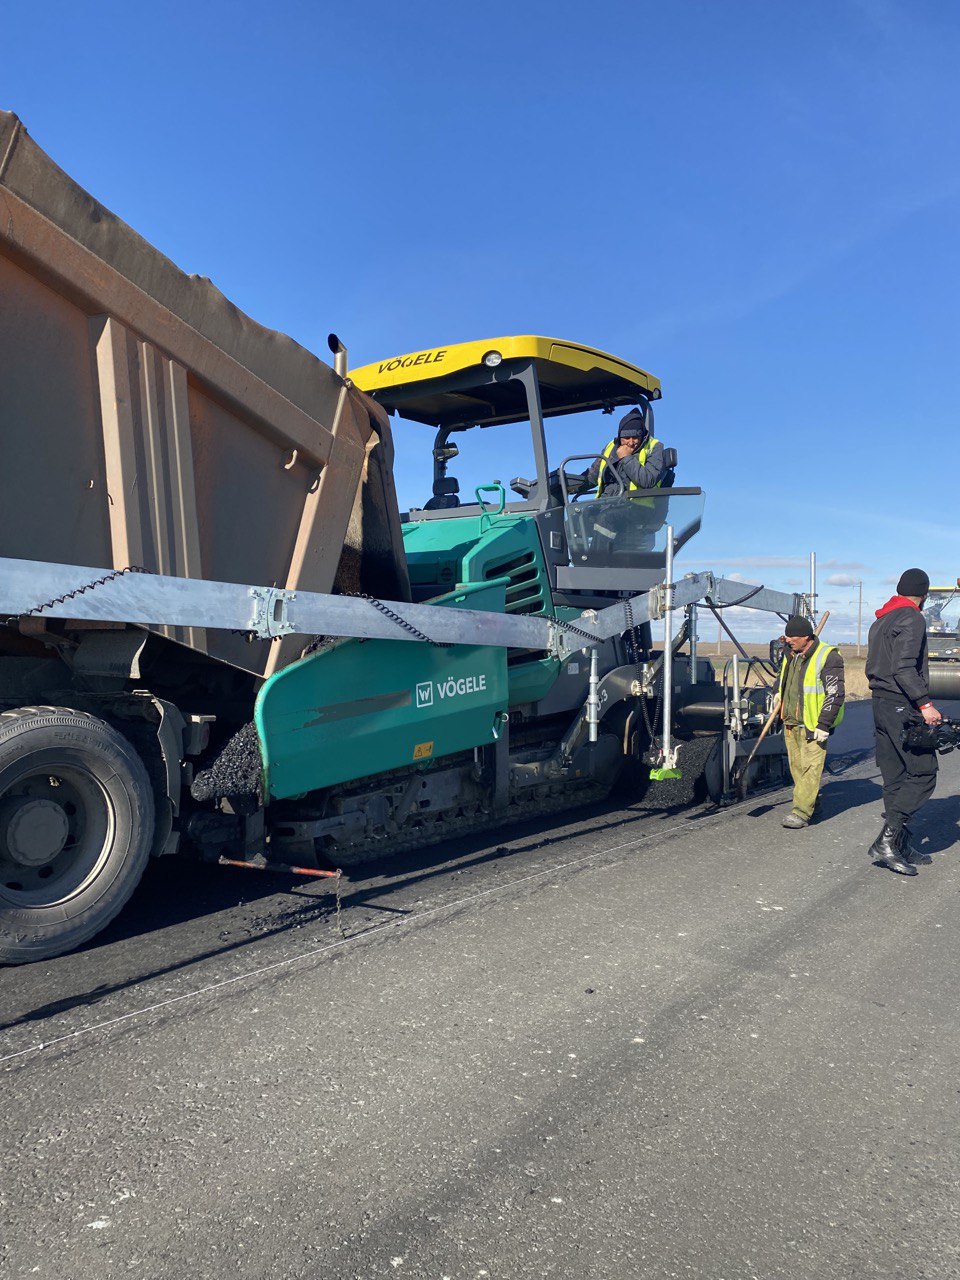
738 611 830 800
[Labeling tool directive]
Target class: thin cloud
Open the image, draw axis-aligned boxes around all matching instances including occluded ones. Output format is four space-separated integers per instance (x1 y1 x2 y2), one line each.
685 556 868 571
847 0 913 42
637 175 958 344
693 601 866 644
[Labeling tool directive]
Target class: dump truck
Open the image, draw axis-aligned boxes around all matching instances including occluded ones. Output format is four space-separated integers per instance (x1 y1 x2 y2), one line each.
0 112 802 963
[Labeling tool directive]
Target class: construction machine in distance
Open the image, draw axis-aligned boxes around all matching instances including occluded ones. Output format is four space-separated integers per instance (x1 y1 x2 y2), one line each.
0 111 802 964
923 580 960 699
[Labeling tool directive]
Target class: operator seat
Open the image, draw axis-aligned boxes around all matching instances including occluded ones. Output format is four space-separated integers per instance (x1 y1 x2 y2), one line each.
424 477 460 510
660 447 678 489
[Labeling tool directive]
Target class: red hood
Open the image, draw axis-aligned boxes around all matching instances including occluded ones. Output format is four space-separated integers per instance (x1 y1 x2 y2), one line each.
875 595 921 619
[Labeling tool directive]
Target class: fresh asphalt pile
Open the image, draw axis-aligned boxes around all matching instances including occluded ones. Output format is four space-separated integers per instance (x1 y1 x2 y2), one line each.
190 721 263 804
635 734 717 809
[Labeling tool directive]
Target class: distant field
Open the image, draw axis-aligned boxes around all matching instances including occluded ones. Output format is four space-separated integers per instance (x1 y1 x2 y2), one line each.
703 642 870 700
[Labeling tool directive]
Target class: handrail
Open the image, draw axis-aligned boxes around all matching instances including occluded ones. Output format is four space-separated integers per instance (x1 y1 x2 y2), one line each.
474 482 506 515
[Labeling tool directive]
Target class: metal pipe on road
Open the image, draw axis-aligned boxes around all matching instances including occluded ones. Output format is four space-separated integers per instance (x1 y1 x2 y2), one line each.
661 526 676 768
687 601 698 684
587 647 600 744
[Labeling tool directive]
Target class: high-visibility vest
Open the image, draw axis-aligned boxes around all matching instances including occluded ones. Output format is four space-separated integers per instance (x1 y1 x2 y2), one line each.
596 435 662 495
778 641 845 731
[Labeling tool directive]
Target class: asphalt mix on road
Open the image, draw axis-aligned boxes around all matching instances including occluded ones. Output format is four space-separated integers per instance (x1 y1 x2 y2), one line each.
1 701 959 1279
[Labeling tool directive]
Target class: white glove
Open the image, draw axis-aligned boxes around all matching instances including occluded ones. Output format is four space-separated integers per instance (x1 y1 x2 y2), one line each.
811 727 829 744
771 693 782 715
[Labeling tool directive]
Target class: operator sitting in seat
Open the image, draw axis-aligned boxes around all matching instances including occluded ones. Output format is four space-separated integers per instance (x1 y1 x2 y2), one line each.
587 407 666 495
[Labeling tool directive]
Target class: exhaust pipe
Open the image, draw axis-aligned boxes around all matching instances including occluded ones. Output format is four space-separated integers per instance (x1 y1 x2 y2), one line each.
327 332 348 379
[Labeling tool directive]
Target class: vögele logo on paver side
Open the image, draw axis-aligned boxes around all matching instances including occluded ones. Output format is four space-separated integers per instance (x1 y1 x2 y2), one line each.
416 674 489 708
416 681 434 709
437 674 487 699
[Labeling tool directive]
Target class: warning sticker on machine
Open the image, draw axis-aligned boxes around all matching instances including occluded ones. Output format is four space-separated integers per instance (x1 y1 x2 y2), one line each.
413 741 434 760
416 675 488 708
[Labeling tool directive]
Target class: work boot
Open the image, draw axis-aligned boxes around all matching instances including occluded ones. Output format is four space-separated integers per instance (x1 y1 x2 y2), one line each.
869 824 918 876
899 828 932 866
782 811 808 830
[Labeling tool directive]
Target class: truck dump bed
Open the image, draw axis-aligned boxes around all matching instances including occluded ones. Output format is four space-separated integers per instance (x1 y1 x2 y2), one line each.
0 111 409 676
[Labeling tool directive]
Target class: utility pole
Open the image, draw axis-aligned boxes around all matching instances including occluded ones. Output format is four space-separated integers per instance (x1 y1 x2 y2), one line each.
857 580 863 656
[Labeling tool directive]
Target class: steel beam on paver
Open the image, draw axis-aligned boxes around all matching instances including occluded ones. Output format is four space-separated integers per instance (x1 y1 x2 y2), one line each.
0 557 801 660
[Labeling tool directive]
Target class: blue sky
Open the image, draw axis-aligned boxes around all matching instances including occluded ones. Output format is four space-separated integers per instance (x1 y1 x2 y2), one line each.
5 0 959 640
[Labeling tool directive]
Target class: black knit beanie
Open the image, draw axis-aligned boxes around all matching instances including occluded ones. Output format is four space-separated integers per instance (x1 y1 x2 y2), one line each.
617 408 647 441
784 615 814 638
897 568 930 597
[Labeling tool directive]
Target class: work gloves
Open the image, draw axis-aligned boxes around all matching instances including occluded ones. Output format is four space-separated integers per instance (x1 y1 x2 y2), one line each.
807 727 830 745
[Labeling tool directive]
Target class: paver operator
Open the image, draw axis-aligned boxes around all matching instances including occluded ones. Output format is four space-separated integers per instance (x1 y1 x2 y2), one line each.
865 567 941 876
588 407 667 495
776 615 845 830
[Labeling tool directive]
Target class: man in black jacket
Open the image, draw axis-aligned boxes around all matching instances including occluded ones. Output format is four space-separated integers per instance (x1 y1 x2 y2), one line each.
865 567 942 876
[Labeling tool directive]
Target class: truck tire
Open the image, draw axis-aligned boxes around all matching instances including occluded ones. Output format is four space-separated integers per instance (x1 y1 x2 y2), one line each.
0 707 155 964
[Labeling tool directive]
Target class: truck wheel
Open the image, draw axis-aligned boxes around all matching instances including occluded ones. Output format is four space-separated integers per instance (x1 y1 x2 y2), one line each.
0 707 155 964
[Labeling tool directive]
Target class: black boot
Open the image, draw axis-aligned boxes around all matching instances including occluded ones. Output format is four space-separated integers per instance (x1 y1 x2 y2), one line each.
869 824 919 876
899 828 932 866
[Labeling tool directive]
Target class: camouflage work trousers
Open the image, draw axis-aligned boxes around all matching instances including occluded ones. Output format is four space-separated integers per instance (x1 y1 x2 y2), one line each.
783 723 827 821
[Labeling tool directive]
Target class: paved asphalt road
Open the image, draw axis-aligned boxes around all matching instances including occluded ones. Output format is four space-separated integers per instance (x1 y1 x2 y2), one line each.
2 702 959 1280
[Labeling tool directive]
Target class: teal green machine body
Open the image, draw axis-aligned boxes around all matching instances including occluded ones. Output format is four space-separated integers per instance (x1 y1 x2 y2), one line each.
256 581 511 801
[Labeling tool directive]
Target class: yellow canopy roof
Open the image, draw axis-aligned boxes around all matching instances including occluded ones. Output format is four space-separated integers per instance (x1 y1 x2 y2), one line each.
349 336 661 428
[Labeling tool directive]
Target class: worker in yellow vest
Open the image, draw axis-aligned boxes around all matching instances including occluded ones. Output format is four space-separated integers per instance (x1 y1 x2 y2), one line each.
776 615 845 829
589 407 667 495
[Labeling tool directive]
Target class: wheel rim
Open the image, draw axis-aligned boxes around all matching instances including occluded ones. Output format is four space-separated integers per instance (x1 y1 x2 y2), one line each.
0 763 116 907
